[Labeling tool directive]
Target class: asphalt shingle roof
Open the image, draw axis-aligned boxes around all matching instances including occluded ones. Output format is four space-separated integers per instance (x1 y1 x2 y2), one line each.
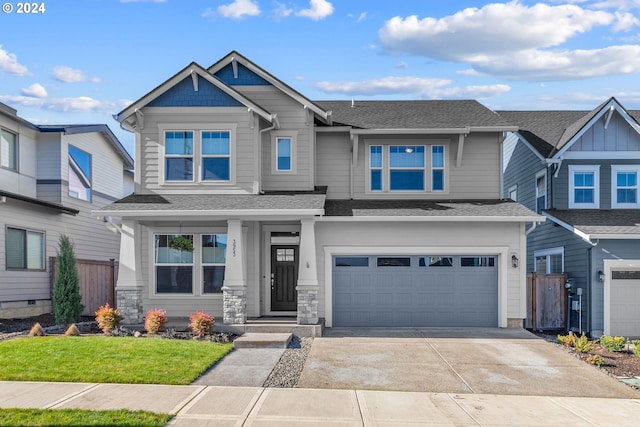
317 100 512 129
324 199 539 218
545 209 640 237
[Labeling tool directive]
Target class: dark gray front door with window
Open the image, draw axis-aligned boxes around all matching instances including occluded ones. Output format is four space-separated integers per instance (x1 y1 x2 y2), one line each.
333 255 498 327
271 246 298 311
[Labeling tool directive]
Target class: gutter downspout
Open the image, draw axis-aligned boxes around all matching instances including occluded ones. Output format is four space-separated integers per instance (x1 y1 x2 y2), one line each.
258 114 280 193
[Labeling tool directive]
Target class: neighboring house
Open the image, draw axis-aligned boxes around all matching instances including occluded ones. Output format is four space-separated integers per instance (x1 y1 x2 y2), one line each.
501 97 640 337
0 102 134 318
102 51 540 330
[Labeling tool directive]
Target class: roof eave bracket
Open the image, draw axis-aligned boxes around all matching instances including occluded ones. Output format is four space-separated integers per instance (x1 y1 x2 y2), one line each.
191 69 199 92
604 105 614 129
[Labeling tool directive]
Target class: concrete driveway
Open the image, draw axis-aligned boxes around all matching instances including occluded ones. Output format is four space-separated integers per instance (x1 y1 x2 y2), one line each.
297 328 639 398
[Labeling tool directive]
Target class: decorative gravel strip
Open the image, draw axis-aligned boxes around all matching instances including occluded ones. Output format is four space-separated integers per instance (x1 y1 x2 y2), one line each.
263 336 313 388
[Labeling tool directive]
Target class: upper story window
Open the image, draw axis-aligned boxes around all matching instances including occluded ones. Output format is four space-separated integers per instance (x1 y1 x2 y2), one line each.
569 165 599 209
507 185 518 201
162 127 234 184
535 170 546 213
6 226 44 270
534 247 564 274
1 128 18 171
611 165 639 208
68 145 92 201
368 143 446 193
271 131 297 174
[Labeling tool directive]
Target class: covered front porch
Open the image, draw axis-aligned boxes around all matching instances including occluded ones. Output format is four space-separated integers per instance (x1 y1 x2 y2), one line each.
97 192 326 329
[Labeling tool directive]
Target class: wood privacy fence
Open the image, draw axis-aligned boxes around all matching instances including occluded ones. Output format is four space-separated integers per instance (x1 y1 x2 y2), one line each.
50 257 117 316
526 272 568 331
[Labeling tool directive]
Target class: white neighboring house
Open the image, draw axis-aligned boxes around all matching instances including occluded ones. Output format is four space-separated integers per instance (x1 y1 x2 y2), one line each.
0 102 134 318
102 51 541 330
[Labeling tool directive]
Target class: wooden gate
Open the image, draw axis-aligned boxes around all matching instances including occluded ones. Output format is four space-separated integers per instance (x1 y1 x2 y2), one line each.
50 257 117 316
526 273 568 330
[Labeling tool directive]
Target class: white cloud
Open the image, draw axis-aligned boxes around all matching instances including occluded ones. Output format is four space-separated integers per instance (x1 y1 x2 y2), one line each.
314 75 510 99
296 0 334 21
0 95 127 113
471 45 640 80
21 83 48 98
0 46 30 76
216 0 260 19
348 12 367 23
613 11 640 31
273 2 293 20
591 0 640 10
395 61 408 69
120 0 167 3
52 66 102 83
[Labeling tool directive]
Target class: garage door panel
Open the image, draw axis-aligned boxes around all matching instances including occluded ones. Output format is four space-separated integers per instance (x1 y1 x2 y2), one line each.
333 255 497 327
609 275 640 336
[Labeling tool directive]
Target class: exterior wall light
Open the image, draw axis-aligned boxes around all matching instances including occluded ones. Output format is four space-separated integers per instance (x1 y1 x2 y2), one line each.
511 255 519 268
598 270 605 282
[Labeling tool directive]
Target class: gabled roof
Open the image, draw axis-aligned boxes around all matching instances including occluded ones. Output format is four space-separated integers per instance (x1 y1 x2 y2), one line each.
318 100 515 132
498 97 640 159
114 61 275 129
208 51 332 124
544 209 640 240
38 124 133 169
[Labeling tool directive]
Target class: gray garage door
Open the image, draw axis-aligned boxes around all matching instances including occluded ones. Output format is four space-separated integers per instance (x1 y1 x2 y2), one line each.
333 255 498 327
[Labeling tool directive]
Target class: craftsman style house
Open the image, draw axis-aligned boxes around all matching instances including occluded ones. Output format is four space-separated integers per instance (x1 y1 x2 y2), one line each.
502 98 640 337
102 51 540 330
0 102 133 318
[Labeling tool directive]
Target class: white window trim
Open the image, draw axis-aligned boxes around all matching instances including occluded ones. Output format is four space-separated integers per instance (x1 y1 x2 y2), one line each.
149 227 227 299
271 130 297 174
569 165 600 209
0 127 18 172
365 140 448 194
534 247 564 274
158 123 237 186
611 165 640 209
508 184 518 201
535 169 546 212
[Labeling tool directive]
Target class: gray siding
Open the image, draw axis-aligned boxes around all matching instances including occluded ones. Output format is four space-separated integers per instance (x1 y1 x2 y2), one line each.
315 132 351 199
0 114 39 199
503 137 547 211
570 111 640 152
35 132 62 203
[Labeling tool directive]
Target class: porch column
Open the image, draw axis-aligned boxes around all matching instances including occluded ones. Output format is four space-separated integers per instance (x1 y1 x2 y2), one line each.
222 219 247 324
116 219 144 324
297 218 319 325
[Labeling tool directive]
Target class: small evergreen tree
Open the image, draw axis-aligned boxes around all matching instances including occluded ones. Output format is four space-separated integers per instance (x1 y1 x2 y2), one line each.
53 235 84 324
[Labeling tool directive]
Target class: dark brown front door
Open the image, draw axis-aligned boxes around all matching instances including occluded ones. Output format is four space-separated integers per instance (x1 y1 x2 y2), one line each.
271 246 298 311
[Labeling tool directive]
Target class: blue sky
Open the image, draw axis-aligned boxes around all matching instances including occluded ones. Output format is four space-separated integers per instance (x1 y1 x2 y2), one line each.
1 0 640 156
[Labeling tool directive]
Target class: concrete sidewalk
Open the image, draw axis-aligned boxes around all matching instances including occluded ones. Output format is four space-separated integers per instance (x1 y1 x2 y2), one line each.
1 381 639 426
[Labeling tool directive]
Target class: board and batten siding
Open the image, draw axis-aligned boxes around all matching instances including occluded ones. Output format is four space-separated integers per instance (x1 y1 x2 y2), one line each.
569 111 640 152
315 132 351 199
351 133 502 199
137 107 258 194
314 221 525 323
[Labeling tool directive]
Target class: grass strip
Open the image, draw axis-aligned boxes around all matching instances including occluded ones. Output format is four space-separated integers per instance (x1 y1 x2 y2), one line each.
0 408 171 427
0 336 233 384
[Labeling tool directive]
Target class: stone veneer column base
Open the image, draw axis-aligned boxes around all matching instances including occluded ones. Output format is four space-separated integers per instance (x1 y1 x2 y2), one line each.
222 286 247 324
507 318 524 328
116 287 143 324
297 286 319 325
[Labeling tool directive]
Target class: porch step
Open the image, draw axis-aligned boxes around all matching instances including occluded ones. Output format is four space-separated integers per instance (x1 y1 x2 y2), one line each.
233 332 292 349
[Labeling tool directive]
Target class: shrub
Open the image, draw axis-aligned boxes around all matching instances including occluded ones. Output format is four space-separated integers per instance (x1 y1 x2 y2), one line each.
189 311 214 337
557 333 574 347
573 333 597 353
65 324 80 336
599 335 626 352
53 235 84 325
586 354 605 367
633 340 640 358
144 309 168 334
95 303 122 334
28 323 46 337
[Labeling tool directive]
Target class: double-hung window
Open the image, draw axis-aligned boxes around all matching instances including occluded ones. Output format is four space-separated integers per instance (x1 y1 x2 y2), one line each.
6 227 44 270
162 127 234 184
202 234 227 294
68 145 92 201
165 131 194 181
202 131 230 181
368 143 445 192
1 129 17 171
611 165 640 208
155 234 194 294
535 170 546 213
276 138 291 171
271 131 297 174
569 165 599 208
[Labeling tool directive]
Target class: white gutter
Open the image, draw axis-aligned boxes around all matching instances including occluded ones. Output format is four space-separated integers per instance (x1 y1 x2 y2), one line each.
350 126 518 135
543 212 597 246
257 114 280 193
98 208 324 218
317 215 543 223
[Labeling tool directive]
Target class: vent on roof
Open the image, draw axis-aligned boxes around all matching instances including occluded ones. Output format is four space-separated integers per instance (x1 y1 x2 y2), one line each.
351 99 355 108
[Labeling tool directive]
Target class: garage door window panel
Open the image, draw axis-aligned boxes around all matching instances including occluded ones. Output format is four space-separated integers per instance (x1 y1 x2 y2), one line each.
335 257 369 267
419 256 453 267
461 257 495 267
377 257 411 267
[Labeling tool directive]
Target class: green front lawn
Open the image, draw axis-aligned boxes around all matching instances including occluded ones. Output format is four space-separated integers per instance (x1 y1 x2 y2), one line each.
0 336 233 384
0 408 171 427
